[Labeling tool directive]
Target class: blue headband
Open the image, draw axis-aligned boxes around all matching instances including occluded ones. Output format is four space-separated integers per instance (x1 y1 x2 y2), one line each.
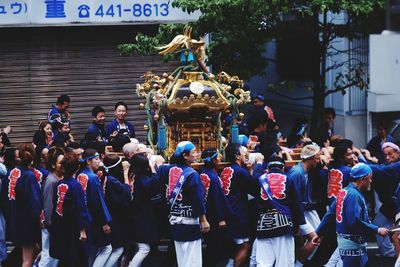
267 161 285 168
174 142 196 156
254 94 265 101
79 153 100 163
238 135 249 146
350 163 372 180
202 151 219 162
296 124 307 136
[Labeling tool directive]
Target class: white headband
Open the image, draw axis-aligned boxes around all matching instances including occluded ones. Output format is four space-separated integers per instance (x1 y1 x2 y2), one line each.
104 157 122 173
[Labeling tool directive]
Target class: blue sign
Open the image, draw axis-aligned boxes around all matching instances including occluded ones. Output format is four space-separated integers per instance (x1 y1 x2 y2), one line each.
0 0 200 26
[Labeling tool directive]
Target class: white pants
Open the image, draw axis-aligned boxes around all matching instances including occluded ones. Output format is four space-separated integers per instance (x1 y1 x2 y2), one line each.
90 244 112 267
226 258 234 267
395 254 400 267
324 247 343 267
38 228 59 267
249 240 257 267
299 210 321 262
300 210 320 236
104 247 124 267
128 243 150 267
174 239 202 267
252 235 294 267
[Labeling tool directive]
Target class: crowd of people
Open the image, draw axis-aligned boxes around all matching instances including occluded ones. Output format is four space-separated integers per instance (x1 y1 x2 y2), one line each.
0 94 399 267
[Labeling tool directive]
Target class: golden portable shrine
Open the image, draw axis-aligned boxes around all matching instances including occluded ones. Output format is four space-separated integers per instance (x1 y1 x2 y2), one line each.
136 26 251 159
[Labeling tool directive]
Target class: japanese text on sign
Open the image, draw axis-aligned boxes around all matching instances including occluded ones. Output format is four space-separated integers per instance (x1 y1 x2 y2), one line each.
0 0 200 26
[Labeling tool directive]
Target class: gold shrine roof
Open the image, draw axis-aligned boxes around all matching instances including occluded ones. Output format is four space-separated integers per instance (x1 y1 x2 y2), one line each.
166 72 231 113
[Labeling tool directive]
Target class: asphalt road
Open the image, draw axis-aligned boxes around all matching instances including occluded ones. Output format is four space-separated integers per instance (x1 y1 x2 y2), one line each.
4 241 398 267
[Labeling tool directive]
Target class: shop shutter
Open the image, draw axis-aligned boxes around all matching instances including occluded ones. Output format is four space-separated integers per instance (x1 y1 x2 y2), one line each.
0 25 177 145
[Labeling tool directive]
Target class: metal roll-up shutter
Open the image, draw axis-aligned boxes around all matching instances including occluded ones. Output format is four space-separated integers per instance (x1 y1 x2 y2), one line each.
0 25 177 146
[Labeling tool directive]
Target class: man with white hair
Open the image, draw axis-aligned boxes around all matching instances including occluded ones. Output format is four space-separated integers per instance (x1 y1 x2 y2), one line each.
122 142 139 160
287 143 322 266
382 142 400 164
369 142 400 258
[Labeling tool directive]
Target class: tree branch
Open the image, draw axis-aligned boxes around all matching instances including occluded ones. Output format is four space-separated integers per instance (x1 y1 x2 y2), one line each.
325 61 348 72
324 80 361 96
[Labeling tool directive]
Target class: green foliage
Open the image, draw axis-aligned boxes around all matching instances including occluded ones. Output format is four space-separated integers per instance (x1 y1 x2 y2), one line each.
118 0 385 135
119 0 384 81
118 24 188 62
172 0 280 79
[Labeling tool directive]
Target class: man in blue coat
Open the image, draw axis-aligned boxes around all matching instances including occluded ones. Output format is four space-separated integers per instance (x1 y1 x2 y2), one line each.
251 157 305 267
370 142 400 258
314 163 390 267
85 106 107 145
288 143 322 266
48 94 71 132
106 101 135 138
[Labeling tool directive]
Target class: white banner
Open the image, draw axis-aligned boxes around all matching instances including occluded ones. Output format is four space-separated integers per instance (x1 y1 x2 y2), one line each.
0 0 200 26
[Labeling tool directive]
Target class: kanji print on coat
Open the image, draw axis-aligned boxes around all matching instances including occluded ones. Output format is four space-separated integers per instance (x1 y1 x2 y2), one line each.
168 166 183 200
220 167 234 196
328 169 343 199
8 168 21 200
264 105 276 122
33 168 43 185
56 184 69 216
200 173 211 199
336 189 347 223
129 174 135 193
77 173 89 193
260 173 286 200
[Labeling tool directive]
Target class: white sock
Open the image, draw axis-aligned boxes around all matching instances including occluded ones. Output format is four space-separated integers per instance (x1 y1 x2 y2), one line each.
295 260 304 267
226 258 234 267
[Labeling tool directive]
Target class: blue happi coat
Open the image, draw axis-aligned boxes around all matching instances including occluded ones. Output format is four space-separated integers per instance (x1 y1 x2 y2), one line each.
327 165 352 204
5 167 43 246
159 164 206 241
220 163 254 239
199 167 232 229
50 176 90 262
369 162 400 220
317 183 378 264
34 165 49 188
253 168 305 239
77 167 112 247
103 175 132 248
128 174 161 244
87 122 107 144
287 163 316 212
105 119 135 138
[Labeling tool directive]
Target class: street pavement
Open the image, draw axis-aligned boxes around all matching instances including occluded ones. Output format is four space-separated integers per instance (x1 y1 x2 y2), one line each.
4 241 398 266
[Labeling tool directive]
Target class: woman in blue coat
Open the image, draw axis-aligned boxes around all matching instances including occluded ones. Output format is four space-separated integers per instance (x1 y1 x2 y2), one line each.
158 141 210 267
9 143 43 267
77 148 112 267
127 153 162 267
199 148 232 267
50 152 90 267
101 154 132 267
